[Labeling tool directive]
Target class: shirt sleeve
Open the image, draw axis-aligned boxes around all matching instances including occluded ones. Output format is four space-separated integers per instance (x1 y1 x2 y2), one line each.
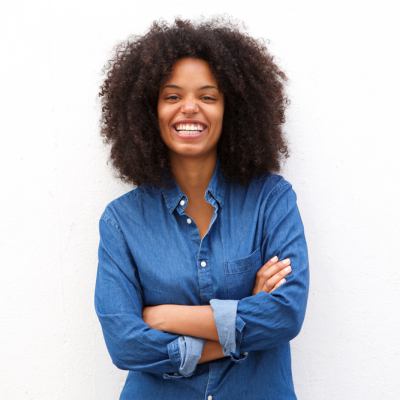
209 181 310 359
94 208 203 379
177 336 205 377
233 181 310 353
209 299 245 360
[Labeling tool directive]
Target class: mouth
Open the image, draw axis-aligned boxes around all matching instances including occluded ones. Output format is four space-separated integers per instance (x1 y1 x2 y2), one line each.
171 122 208 139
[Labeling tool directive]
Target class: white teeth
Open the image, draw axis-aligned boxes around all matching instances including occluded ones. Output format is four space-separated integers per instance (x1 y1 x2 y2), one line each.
174 123 206 131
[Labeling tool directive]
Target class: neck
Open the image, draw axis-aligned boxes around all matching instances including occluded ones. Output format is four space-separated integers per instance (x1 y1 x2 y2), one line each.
170 153 217 200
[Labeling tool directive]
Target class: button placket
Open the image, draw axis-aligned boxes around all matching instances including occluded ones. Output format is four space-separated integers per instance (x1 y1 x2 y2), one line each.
196 200 220 303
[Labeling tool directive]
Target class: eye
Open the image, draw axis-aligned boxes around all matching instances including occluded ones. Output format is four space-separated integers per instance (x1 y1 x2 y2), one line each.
202 96 216 101
165 95 179 101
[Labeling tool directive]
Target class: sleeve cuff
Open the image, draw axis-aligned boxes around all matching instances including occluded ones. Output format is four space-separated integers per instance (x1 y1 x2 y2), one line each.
163 337 184 379
229 315 248 363
209 299 240 356
178 336 205 377
163 336 204 379
209 299 249 363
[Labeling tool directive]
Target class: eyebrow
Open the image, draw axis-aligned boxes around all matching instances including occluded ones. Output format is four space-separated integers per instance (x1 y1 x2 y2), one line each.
161 84 219 91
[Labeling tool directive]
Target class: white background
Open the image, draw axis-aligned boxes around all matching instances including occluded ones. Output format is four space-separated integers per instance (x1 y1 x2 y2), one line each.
1 1 399 399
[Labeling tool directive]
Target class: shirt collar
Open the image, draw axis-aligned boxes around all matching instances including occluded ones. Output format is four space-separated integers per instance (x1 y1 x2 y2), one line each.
161 157 226 214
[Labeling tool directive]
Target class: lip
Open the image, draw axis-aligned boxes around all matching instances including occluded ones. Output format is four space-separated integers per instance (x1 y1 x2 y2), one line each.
170 119 208 140
172 119 208 129
171 125 208 140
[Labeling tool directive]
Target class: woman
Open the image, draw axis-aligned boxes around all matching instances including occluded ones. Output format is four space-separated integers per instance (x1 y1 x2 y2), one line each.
94 17 309 400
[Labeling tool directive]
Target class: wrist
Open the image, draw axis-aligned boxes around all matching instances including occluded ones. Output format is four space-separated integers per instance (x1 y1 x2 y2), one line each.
199 340 225 364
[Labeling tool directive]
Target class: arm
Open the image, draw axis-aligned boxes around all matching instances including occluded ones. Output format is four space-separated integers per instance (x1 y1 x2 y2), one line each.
94 209 204 379
232 181 310 353
198 340 225 363
143 304 219 341
142 304 226 364
145 180 309 360
211 180 310 358
143 300 242 360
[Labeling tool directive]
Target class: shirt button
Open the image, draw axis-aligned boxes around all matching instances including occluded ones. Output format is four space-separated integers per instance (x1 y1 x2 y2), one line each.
207 396 213 400
200 260 207 267
180 199 185 206
186 218 192 224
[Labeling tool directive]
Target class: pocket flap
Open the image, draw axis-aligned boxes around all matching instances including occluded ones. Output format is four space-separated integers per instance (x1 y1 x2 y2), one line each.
224 247 261 275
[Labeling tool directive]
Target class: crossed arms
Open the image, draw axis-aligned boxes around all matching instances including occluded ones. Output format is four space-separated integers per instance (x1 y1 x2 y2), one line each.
94 181 309 377
142 253 293 363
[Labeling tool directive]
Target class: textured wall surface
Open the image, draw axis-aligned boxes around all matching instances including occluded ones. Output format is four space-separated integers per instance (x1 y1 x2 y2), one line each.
1 1 399 399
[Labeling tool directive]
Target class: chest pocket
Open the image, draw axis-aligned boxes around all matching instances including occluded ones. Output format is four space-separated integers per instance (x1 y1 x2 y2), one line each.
223 247 262 300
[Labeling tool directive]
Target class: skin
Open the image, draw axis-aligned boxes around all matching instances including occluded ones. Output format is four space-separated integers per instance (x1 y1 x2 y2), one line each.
157 56 225 233
143 258 292 363
148 57 292 364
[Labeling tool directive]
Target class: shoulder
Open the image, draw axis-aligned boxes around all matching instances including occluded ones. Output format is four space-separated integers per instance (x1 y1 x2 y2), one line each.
251 171 294 201
99 185 148 228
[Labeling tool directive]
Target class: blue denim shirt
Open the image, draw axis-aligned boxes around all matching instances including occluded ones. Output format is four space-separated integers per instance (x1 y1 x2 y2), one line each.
94 158 309 400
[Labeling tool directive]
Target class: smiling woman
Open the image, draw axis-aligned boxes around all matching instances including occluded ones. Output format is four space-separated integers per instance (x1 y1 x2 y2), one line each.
157 57 225 159
97 16 290 188
95 16 309 400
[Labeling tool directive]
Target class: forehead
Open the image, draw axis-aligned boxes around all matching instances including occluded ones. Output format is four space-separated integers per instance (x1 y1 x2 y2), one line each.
161 57 219 88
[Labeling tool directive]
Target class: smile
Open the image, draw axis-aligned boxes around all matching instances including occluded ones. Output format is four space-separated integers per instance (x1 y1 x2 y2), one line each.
172 125 208 139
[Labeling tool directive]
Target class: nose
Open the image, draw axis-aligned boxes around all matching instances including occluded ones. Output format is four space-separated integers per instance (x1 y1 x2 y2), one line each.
181 98 199 114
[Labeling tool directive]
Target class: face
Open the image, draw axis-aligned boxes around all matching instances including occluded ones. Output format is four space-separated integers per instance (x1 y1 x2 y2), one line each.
157 57 224 161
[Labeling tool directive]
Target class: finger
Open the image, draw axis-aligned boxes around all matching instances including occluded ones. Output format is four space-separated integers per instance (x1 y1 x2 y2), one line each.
253 258 290 293
263 265 292 292
257 255 279 274
253 256 279 293
270 278 286 293
259 258 291 281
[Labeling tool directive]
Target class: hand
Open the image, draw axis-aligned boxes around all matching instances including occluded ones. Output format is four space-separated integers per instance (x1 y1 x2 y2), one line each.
142 305 167 330
252 256 292 295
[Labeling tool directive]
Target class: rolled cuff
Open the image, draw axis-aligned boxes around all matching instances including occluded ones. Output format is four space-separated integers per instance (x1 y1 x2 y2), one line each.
178 336 205 377
163 336 205 379
209 299 239 356
229 315 248 363
163 337 184 379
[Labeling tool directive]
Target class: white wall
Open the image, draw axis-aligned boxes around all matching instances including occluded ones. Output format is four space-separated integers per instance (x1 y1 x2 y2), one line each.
1 1 399 399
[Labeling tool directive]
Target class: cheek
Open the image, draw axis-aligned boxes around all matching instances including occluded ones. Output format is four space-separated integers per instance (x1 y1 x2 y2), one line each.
157 102 167 119
211 112 224 130
157 114 169 131
211 105 224 123
157 105 175 126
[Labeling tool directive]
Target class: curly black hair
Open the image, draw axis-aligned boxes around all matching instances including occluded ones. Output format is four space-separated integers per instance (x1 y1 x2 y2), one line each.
98 16 290 188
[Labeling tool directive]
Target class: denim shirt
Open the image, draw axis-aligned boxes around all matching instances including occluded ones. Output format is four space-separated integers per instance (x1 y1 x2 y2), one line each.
94 158 310 400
